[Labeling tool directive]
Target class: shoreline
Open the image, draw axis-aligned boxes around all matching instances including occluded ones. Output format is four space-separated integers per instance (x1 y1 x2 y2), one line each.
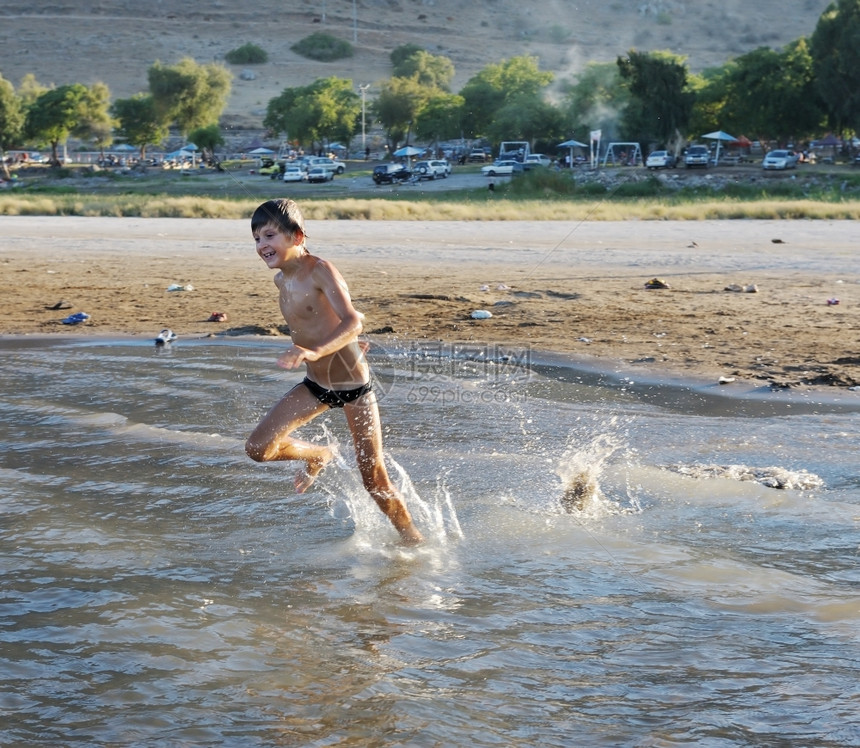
2 216 858 390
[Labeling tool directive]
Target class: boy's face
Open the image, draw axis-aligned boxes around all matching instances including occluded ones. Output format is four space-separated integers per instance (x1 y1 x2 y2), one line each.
253 222 302 269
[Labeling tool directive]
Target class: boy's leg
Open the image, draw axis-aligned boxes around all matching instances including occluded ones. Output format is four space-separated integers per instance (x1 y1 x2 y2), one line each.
245 383 332 493
344 392 423 545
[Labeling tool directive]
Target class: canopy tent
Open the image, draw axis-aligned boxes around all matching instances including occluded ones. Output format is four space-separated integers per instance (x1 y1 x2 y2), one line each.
112 143 136 152
557 139 588 168
393 146 421 157
248 147 275 155
701 130 737 165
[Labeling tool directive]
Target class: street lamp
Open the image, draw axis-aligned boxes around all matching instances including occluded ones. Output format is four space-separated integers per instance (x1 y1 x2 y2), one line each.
359 84 370 157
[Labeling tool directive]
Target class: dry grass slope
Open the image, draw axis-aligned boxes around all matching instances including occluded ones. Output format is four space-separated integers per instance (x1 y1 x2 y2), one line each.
0 0 833 127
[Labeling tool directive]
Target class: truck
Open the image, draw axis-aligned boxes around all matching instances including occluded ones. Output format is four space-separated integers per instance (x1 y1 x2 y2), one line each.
498 141 530 163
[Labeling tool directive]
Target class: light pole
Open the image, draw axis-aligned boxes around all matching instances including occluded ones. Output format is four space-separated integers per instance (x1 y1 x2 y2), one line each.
352 0 357 42
359 84 370 157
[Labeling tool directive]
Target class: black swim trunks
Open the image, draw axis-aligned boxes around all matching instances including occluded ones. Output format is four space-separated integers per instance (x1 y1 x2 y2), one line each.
302 376 372 408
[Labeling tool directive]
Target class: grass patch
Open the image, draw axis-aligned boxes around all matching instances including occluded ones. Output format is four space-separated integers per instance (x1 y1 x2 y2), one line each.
3 163 860 220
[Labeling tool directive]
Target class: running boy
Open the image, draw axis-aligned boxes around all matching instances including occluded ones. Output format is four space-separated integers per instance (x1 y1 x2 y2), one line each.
245 198 423 545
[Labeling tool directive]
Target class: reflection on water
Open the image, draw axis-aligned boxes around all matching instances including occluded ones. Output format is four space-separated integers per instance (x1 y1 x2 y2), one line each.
1 337 859 746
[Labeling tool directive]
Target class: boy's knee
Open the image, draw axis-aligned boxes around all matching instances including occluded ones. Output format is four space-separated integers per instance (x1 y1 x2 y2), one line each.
245 438 269 462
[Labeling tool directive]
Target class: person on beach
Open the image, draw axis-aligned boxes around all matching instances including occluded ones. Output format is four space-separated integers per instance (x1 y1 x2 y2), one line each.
244 198 423 545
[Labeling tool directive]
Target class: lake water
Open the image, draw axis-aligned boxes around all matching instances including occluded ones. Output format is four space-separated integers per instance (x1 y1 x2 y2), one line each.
1 336 859 747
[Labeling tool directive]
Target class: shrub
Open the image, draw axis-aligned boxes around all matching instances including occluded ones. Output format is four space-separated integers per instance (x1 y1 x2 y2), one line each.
291 33 353 62
225 43 268 65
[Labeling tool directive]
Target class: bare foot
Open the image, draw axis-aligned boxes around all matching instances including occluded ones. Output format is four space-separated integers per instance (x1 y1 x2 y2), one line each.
294 454 331 494
397 524 424 546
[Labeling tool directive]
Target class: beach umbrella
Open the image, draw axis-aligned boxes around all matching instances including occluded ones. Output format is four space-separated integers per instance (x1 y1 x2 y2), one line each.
701 130 737 165
393 146 421 157
558 139 588 167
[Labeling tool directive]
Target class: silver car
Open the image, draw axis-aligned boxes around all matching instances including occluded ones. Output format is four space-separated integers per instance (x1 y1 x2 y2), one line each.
762 150 798 170
413 159 451 180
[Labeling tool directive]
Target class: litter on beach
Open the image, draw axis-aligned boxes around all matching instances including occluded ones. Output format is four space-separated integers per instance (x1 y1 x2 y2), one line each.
167 284 194 292
470 310 493 320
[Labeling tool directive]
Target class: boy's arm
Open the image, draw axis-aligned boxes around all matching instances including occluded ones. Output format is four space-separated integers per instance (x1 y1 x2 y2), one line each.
278 259 364 369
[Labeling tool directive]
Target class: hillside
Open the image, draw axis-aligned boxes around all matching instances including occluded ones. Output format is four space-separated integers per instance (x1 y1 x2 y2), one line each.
0 0 833 130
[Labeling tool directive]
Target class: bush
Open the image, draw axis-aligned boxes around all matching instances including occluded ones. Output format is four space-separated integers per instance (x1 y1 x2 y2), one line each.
225 43 268 65
291 33 353 62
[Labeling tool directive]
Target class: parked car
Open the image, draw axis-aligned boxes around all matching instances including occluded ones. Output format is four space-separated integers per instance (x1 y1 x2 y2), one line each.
762 150 798 170
468 149 489 162
645 150 677 169
282 165 307 183
481 160 524 177
413 159 451 180
306 156 346 175
373 163 412 184
684 145 710 168
523 153 552 169
306 166 334 183
258 158 280 176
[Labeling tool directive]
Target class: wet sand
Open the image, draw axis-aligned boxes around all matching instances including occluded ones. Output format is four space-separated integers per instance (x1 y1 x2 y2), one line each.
2 216 858 388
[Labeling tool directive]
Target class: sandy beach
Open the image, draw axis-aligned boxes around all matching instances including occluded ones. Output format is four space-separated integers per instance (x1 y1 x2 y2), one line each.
1 216 858 389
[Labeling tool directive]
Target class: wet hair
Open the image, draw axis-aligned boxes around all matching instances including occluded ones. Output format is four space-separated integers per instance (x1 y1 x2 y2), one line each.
251 198 308 240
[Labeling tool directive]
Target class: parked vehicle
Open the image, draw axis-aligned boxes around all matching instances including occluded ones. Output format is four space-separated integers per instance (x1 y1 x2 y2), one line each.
499 140 530 162
282 165 306 182
413 159 451 180
306 166 334 183
259 158 282 176
645 150 677 169
468 149 489 162
307 156 346 175
523 153 551 169
373 163 412 184
684 145 710 168
762 150 798 170
481 160 524 177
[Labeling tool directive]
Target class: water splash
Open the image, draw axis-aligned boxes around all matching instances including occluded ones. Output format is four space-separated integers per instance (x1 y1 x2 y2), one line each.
556 416 638 514
315 425 463 548
667 463 825 490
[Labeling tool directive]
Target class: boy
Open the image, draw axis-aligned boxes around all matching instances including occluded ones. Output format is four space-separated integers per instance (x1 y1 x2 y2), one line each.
245 198 423 545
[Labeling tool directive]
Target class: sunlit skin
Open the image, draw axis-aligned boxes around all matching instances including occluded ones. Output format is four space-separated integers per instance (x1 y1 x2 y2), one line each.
245 217 423 545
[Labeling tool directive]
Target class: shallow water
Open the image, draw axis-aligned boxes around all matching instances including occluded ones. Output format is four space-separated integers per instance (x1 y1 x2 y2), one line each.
1 337 859 747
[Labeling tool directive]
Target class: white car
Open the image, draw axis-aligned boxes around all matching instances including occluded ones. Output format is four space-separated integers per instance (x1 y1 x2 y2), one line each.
282 165 306 182
413 159 451 180
306 156 346 175
306 166 334 183
645 150 677 169
524 153 551 168
481 160 524 177
762 150 798 170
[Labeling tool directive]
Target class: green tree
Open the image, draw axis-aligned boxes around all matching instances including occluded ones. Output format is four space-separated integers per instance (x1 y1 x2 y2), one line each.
188 123 225 166
74 82 117 158
810 0 860 135
486 94 566 148
561 62 629 143
715 42 822 144
373 76 430 150
0 74 25 177
25 83 90 164
390 44 423 68
112 94 170 159
393 50 455 91
459 56 554 138
148 57 232 136
413 91 465 151
264 77 359 152
617 50 693 147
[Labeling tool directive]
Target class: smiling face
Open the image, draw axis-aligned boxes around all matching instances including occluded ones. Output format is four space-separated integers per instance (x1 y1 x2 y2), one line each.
253 222 305 271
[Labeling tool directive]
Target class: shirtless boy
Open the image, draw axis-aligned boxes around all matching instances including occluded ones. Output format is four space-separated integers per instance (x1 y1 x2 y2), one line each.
244 198 423 545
